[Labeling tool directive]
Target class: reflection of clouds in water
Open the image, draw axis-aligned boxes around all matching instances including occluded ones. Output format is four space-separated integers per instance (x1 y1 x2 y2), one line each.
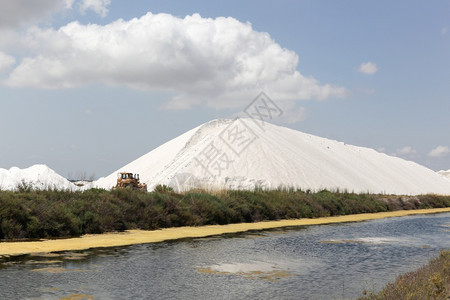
197 257 323 281
208 261 277 273
197 261 296 281
321 236 421 246
357 237 406 244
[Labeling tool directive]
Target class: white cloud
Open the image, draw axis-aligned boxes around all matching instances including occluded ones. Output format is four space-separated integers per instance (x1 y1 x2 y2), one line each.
269 102 306 124
280 106 307 124
428 145 449 158
358 62 378 75
355 87 375 95
0 52 15 72
0 0 74 28
4 12 348 110
79 0 110 17
394 146 416 157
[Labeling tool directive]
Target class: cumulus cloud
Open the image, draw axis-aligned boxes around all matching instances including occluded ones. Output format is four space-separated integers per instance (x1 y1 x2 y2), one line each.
394 146 417 157
0 0 74 28
358 62 378 75
355 87 375 95
428 145 449 158
79 0 110 17
4 12 347 109
271 102 306 124
279 106 307 124
0 52 15 72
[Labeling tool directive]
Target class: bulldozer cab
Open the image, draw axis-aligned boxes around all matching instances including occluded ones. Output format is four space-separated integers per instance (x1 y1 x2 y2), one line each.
118 173 140 180
119 173 133 180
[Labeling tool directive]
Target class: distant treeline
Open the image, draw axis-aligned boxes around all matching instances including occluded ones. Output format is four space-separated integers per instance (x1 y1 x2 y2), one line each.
0 186 449 240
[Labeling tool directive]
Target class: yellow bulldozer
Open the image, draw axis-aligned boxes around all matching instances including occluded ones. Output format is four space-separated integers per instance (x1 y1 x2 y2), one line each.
115 172 147 191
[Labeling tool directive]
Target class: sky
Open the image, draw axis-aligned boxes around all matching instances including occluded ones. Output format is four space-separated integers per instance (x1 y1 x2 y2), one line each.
0 0 449 180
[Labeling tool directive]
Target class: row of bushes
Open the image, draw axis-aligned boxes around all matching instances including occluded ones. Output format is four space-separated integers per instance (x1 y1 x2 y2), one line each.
0 187 449 240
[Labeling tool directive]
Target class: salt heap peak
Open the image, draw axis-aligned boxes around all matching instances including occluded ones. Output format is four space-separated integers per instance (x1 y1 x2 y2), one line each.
94 118 450 195
0 164 79 191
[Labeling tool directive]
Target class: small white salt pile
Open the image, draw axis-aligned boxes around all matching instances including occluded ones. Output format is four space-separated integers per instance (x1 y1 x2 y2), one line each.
0 164 79 191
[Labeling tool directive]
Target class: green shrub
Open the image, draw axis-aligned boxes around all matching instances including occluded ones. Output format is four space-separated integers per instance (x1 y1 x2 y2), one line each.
154 184 174 193
0 189 448 240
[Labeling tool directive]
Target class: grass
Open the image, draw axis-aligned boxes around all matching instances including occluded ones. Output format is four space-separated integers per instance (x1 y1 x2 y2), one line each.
0 187 449 240
360 250 450 300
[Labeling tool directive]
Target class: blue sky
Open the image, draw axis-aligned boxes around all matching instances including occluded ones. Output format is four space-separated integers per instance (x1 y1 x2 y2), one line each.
0 0 449 179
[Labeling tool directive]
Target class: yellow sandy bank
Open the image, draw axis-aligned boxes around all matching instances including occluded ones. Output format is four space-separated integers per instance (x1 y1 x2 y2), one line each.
1 208 449 257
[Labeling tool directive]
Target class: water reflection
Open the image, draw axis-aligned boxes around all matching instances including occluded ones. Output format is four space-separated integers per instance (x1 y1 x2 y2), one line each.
0 213 448 299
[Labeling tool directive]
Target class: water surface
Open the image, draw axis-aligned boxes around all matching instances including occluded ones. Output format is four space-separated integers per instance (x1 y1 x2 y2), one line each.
0 213 449 299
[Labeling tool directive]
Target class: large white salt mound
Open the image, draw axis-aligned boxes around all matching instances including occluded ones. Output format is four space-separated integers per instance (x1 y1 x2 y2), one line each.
94 119 450 195
438 170 450 181
94 123 202 190
0 164 79 191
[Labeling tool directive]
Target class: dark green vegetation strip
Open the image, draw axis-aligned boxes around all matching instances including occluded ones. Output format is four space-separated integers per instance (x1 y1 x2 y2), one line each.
360 250 450 300
0 186 449 240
